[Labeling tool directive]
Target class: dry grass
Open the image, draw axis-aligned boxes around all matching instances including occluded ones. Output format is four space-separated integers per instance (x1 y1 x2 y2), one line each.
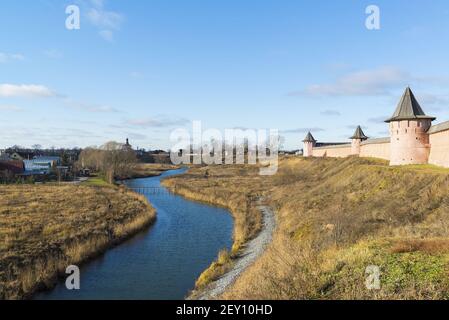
195 249 233 289
0 184 156 300
124 163 179 180
390 239 449 254
164 157 449 299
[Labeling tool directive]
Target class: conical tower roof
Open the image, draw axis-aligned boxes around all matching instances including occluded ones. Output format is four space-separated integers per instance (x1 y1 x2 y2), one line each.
302 131 316 142
350 126 368 140
385 87 435 123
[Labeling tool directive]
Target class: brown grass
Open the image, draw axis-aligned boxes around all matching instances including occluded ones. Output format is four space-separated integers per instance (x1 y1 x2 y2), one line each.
0 184 156 300
195 249 233 289
390 239 449 254
164 157 449 299
122 163 179 180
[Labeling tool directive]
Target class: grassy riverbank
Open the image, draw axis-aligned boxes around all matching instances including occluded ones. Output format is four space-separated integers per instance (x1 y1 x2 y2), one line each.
118 163 180 180
163 157 449 299
0 184 156 300
162 165 265 293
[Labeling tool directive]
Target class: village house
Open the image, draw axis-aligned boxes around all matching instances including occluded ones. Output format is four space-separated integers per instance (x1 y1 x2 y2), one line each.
0 150 10 161
23 156 61 175
303 87 449 167
0 160 25 175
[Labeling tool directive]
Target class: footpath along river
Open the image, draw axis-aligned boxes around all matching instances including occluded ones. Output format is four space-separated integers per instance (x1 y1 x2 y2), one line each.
34 168 234 300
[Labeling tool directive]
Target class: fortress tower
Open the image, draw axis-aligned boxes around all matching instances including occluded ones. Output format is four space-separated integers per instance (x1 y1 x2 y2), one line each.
386 87 436 166
302 132 316 157
350 126 368 156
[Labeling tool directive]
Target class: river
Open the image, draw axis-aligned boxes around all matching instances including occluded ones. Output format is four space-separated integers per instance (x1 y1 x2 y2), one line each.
34 168 234 300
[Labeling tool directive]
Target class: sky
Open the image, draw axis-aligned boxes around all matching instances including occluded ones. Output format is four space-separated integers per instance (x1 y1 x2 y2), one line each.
1 0 449 150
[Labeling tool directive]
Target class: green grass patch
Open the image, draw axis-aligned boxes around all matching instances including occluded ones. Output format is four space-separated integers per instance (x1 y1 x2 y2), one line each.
321 240 449 299
82 177 110 187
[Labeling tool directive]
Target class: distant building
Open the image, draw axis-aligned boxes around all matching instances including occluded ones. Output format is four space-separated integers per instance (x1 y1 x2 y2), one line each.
33 156 61 165
0 150 11 161
0 160 25 175
24 156 61 175
9 152 24 161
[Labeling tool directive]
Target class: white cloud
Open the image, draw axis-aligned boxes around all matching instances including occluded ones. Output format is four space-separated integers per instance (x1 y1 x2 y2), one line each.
0 84 56 98
291 66 412 97
418 93 449 106
0 105 23 111
320 109 341 116
125 116 190 128
130 71 144 79
0 52 25 63
281 127 325 134
85 0 124 42
64 98 120 113
87 8 123 30
98 30 114 42
368 116 388 123
43 49 63 59
126 132 147 140
89 105 119 113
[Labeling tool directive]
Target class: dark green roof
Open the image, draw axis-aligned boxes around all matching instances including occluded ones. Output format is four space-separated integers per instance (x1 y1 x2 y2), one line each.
385 87 436 123
350 126 368 140
302 132 316 142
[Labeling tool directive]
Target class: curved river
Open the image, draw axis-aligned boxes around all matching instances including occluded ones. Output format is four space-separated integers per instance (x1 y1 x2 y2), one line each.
34 169 233 300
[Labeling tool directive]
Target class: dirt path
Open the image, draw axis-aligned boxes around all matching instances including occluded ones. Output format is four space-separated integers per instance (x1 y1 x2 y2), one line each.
196 201 276 300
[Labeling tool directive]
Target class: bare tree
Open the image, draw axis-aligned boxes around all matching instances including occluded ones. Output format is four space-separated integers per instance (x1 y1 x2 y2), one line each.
77 142 137 183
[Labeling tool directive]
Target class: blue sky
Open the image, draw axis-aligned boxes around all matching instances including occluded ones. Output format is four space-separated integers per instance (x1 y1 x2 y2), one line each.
1 0 449 150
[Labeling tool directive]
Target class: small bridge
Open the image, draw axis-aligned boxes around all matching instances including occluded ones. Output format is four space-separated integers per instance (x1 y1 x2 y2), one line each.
128 186 172 195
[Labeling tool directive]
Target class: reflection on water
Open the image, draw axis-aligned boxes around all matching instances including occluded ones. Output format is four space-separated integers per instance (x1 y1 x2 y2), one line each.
34 169 233 300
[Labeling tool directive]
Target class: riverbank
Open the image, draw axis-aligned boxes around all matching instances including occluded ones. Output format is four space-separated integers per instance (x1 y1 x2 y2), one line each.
163 157 449 299
162 166 265 297
194 202 275 300
34 168 234 300
118 163 180 180
0 184 156 300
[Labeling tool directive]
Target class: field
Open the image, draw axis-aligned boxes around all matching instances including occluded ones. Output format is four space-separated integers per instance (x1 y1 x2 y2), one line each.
0 184 156 300
163 157 449 299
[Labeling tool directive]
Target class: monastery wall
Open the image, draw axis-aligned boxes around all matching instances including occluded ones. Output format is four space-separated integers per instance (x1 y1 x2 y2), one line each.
303 88 449 167
428 124 449 167
311 140 391 160
359 138 391 161
312 144 352 158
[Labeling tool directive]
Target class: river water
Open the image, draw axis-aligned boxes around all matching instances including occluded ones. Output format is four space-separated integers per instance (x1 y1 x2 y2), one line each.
34 169 233 300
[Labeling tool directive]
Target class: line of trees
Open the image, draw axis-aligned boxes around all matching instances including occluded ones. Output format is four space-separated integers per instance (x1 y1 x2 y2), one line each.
77 141 137 183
